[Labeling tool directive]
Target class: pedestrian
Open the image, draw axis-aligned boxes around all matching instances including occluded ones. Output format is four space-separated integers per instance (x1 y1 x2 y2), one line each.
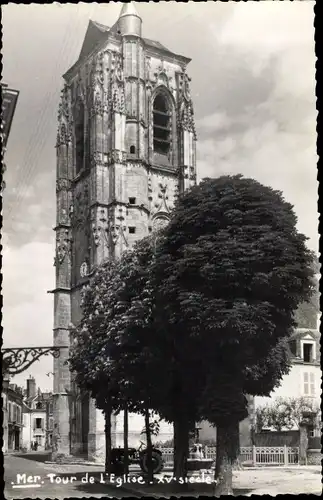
34 441 38 451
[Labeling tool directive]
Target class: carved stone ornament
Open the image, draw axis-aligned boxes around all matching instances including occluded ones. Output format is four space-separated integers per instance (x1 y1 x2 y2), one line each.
91 207 109 247
55 229 71 266
153 182 170 216
115 58 124 83
56 86 73 147
110 223 128 247
154 66 169 88
56 122 72 147
112 86 126 114
109 205 128 247
180 101 197 138
56 179 71 192
92 52 104 89
72 183 89 226
80 261 89 278
107 149 127 165
152 216 169 232
182 73 191 102
90 151 101 167
92 90 104 116
76 78 86 102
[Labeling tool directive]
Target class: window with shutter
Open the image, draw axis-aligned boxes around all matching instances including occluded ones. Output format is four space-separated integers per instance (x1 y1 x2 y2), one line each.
310 372 315 396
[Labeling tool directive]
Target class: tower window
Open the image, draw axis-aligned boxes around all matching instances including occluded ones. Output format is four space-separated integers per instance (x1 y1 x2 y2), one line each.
129 227 136 234
129 197 136 205
74 101 85 175
153 94 171 155
130 145 136 154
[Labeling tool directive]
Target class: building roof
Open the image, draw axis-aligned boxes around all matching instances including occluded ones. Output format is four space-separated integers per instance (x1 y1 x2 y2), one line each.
64 17 190 80
290 328 320 341
119 2 140 19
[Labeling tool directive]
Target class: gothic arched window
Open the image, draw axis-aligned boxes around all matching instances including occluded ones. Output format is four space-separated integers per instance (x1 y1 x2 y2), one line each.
74 101 85 175
153 94 171 155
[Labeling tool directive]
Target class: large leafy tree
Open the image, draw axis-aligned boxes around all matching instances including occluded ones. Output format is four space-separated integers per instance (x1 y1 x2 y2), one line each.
152 175 314 494
69 236 172 477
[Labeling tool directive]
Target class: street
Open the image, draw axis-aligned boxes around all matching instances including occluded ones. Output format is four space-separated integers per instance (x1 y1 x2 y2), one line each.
4 453 322 497
4 453 139 499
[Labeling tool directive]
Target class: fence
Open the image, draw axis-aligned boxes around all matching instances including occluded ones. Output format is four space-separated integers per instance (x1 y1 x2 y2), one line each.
160 446 299 467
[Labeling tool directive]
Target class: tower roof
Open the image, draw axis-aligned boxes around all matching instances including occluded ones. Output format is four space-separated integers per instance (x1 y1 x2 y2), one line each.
64 14 191 80
119 2 141 19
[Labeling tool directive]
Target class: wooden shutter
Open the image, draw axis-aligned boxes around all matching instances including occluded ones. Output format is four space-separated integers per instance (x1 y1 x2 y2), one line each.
310 372 315 396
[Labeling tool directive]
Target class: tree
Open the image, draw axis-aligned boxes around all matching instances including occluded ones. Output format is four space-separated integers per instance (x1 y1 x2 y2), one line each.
256 397 320 432
69 236 172 476
152 175 314 494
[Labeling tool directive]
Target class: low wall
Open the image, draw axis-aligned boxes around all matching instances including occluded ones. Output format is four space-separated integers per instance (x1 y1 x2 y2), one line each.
307 449 322 465
254 431 299 447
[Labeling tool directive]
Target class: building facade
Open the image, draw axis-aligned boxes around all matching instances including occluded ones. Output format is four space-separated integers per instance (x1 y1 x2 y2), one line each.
22 377 54 451
2 383 24 453
53 3 196 460
254 327 321 424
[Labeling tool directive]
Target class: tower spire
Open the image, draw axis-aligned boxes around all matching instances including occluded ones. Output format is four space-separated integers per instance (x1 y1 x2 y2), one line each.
119 2 139 18
117 2 142 37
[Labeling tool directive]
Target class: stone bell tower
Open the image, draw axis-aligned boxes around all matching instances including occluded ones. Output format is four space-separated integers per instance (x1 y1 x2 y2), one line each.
53 2 197 460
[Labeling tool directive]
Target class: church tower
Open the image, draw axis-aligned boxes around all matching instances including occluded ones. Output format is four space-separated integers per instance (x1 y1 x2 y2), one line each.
53 2 197 460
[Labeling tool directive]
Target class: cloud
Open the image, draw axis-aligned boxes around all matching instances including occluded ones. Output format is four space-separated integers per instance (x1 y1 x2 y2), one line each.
196 1 317 251
2 241 55 390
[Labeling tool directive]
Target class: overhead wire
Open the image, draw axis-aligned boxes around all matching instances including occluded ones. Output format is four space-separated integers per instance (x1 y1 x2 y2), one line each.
6 4 86 222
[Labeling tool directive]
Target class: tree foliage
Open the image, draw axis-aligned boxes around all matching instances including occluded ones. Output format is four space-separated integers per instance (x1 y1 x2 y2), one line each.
69 235 171 415
152 175 314 493
69 174 314 492
255 397 320 432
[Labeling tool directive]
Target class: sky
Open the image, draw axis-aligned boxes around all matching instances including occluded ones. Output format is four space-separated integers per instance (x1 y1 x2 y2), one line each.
2 1 317 391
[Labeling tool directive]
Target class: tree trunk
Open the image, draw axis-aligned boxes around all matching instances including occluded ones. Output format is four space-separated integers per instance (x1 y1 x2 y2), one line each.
123 406 129 475
232 421 242 471
104 409 112 474
145 407 153 483
173 416 190 480
214 422 237 496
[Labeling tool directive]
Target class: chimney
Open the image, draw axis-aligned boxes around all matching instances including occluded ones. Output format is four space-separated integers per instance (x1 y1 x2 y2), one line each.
26 376 36 399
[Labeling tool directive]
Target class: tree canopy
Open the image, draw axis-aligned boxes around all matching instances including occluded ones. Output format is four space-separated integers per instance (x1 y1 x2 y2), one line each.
69 174 314 492
151 175 314 492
